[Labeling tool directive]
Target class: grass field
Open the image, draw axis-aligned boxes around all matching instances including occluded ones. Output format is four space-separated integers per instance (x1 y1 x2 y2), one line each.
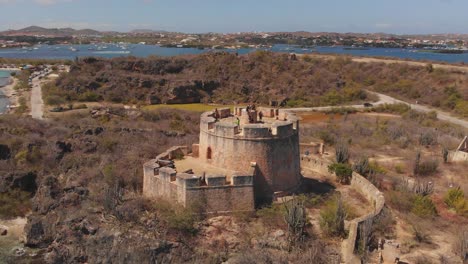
143 103 237 112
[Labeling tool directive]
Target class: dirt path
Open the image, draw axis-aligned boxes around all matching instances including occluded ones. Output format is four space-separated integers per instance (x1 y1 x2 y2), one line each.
0 217 27 258
30 77 44 120
370 91 468 129
287 91 468 129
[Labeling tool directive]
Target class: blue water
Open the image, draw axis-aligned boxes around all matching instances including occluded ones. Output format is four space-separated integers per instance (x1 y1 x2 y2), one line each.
0 70 12 114
1 44 468 64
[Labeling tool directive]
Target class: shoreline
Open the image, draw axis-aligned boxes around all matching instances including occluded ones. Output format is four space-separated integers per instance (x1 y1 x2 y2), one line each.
0 77 18 114
0 67 22 71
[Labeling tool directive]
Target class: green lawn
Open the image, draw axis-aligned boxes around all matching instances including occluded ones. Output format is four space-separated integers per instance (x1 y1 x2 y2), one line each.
143 103 237 112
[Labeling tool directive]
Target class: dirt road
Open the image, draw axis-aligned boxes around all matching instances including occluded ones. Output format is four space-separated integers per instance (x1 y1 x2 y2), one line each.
30 77 44 119
287 91 468 129
370 91 468 129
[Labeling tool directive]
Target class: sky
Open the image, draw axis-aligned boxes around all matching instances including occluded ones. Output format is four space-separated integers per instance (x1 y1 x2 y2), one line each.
0 0 467 34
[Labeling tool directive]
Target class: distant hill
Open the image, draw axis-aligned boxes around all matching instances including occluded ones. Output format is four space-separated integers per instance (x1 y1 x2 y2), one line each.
129 29 170 34
0 26 102 37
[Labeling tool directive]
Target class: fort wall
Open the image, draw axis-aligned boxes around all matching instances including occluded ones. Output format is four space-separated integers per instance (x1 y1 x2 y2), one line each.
143 155 255 213
449 150 468 162
199 108 302 202
300 156 385 264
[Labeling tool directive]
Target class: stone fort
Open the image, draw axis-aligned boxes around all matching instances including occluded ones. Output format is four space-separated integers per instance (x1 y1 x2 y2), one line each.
143 106 303 213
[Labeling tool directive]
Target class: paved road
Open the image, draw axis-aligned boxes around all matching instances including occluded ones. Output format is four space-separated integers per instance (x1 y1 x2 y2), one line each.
287 91 468 129
30 77 44 120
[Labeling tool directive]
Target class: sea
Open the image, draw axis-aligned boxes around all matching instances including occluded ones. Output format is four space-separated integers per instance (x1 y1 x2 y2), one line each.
0 70 12 114
0 44 468 64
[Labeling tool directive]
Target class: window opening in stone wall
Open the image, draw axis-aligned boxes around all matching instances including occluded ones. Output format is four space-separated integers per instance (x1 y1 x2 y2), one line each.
207 147 212 160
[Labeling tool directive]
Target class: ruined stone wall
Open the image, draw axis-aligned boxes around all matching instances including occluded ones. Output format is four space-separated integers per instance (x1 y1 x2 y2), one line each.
449 150 468 162
143 158 255 213
300 156 385 264
199 110 302 201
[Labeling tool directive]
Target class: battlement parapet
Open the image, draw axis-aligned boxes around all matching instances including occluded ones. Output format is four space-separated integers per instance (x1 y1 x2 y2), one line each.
143 147 256 213
205 174 227 186
242 124 272 138
200 107 299 140
215 122 239 137
144 147 255 190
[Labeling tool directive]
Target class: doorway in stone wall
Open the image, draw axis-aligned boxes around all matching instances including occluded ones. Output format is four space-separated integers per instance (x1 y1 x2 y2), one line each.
207 147 212 160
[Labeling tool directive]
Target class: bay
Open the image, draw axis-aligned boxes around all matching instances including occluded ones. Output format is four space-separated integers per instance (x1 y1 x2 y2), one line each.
0 44 467 64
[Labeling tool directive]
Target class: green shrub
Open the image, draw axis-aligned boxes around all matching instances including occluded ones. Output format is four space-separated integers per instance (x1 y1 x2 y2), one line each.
411 195 437 217
371 103 410 115
328 163 352 184
444 187 468 216
256 203 285 228
319 195 347 238
15 97 28 114
445 187 464 208
166 206 199 235
0 190 32 218
394 163 405 174
455 100 468 117
318 131 335 145
78 91 101 102
417 159 439 176
45 95 66 106
419 131 437 146
386 190 414 213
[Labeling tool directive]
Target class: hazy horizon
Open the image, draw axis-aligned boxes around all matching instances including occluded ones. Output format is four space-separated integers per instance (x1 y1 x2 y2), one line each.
1 0 468 35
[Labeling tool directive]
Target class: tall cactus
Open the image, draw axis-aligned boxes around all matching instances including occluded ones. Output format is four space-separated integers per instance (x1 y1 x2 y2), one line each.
335 139 349 164
283 196 307 250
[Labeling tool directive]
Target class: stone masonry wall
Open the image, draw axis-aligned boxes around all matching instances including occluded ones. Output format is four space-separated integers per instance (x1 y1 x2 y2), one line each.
449 150 468 162
300 156 385 264
199 109 302 202
143 157 255 213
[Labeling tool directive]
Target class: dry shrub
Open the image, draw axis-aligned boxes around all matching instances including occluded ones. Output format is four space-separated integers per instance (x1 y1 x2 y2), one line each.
319 195 347 238
0 190 32 218
453 228 468 262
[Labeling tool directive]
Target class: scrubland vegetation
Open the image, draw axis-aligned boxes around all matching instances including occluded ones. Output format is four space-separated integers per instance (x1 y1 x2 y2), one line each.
300 108 468 262
42 52 372 109
0 108 344 263
2 52 468 262
41 52 468 117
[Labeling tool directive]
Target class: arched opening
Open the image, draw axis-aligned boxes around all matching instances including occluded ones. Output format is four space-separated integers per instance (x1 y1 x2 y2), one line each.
207 147 212 160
